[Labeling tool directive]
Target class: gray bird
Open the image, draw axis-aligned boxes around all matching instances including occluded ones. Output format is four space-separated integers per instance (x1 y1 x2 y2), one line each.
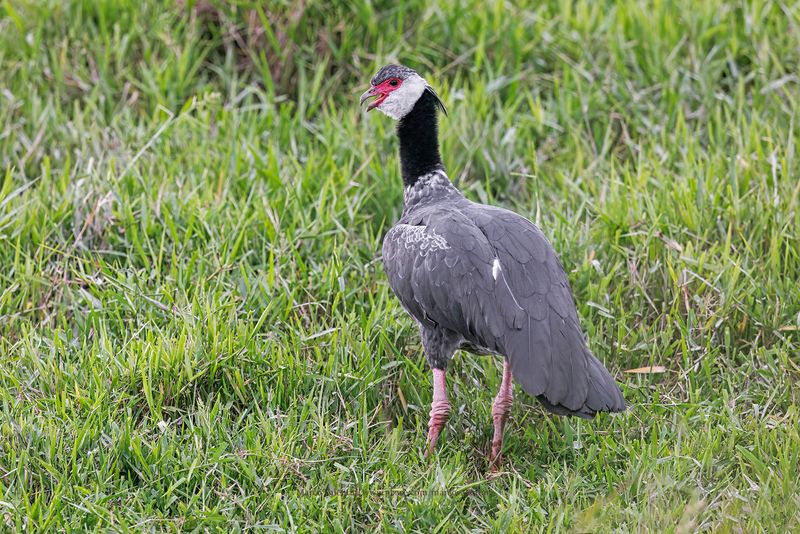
360 64 626 470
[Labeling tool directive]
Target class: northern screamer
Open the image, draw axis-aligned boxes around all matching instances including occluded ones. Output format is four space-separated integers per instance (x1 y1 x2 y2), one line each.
360 64 626 470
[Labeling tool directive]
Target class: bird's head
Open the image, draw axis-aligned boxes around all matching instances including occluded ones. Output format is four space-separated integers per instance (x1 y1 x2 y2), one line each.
359 64 446 120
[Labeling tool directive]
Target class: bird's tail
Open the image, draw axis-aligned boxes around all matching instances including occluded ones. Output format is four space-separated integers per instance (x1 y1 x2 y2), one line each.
536 348 626 419
501 312 626 419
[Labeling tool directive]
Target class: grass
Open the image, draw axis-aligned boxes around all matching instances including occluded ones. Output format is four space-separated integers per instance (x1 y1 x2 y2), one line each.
1 0 799 530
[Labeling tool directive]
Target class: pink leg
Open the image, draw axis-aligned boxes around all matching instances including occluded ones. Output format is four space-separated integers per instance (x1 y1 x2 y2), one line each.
489 360 514 470
425 368 450 457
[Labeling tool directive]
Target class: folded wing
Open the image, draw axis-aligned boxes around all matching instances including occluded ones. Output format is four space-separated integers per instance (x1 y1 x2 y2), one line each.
382 204 625 417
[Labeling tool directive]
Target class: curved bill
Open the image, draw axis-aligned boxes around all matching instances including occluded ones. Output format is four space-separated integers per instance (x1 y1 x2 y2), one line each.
359 87 383 111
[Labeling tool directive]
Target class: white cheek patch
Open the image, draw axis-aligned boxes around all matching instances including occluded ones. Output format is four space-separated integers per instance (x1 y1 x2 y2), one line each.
377 74 428 120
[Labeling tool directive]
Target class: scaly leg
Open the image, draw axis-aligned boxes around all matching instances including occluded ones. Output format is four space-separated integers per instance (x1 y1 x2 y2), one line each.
489 360 514 471
425 368 450 457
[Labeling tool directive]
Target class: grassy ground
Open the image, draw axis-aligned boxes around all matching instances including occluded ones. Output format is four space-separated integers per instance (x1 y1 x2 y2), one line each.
1 0 799 530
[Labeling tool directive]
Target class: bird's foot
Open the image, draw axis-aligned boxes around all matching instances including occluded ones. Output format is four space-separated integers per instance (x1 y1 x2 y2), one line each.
487 435 505 474
425 397 450 457
488 362 513 473
424 368 450 458
487 408 509 473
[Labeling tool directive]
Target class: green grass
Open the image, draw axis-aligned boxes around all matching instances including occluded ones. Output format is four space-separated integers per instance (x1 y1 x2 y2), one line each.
1 0 799 530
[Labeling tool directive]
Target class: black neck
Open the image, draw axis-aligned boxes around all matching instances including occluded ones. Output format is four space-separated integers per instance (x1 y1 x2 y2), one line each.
397 90 443 186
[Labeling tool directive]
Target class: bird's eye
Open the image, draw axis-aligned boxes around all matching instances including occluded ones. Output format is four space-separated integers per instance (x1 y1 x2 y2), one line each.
389 79 399 86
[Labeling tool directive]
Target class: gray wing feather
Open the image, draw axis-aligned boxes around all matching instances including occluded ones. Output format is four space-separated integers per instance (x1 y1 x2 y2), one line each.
383 203 625 417
469 204 625 416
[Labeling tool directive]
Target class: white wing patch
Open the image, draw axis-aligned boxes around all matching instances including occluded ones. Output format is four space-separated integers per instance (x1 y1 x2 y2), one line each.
391 224 450 256
492 258 501 280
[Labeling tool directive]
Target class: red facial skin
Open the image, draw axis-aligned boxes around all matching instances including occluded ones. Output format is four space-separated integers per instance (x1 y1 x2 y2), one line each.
360 78 403 111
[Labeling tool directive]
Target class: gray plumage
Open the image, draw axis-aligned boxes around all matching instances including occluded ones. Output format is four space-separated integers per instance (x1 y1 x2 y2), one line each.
383 170 626 418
